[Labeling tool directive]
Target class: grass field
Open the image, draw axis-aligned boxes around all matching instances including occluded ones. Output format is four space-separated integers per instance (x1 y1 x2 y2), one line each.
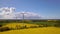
0 27 60 34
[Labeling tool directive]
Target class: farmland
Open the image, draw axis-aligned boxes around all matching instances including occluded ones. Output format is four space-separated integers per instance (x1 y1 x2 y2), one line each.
0 27 60 34
0 19 60 34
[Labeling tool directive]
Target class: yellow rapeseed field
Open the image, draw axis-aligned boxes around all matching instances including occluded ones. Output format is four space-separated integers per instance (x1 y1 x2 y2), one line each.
0 23 60 34
3 23 39 28
0 27 60 34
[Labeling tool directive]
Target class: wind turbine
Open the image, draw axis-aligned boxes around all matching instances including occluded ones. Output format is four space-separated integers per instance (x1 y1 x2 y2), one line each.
20 12 27 23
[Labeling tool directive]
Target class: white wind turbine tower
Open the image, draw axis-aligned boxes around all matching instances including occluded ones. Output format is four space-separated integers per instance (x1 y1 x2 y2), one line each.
19 12 27 23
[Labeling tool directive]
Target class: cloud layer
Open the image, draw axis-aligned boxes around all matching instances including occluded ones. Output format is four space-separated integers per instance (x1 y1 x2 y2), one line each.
0 7 41 19
14 12 41 19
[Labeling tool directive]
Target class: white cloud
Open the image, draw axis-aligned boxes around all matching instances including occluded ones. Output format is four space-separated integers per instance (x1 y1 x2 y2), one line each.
0 7 15 19
0 7 59 19
14 11 41 19
0 7 41 19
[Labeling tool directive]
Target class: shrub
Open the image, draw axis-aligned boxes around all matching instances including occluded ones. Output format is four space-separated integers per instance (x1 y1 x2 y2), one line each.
54 20 60 27
39 25 43 27
0 25 2 27
16 25 21 29
43 24 48 27
0 27 10 32
20 25 27 29
15 25 27 29
30 26 38 28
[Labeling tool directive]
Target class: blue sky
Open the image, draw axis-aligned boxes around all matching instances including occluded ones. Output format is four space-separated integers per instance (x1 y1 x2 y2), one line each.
0 0 60 19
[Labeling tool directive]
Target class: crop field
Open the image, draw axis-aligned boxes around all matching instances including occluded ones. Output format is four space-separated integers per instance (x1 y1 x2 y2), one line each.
0 20 60 34
0 27 60 34
3 23 39 29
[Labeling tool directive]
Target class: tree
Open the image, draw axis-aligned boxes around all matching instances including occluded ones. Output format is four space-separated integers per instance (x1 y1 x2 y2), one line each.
54 20 60 27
